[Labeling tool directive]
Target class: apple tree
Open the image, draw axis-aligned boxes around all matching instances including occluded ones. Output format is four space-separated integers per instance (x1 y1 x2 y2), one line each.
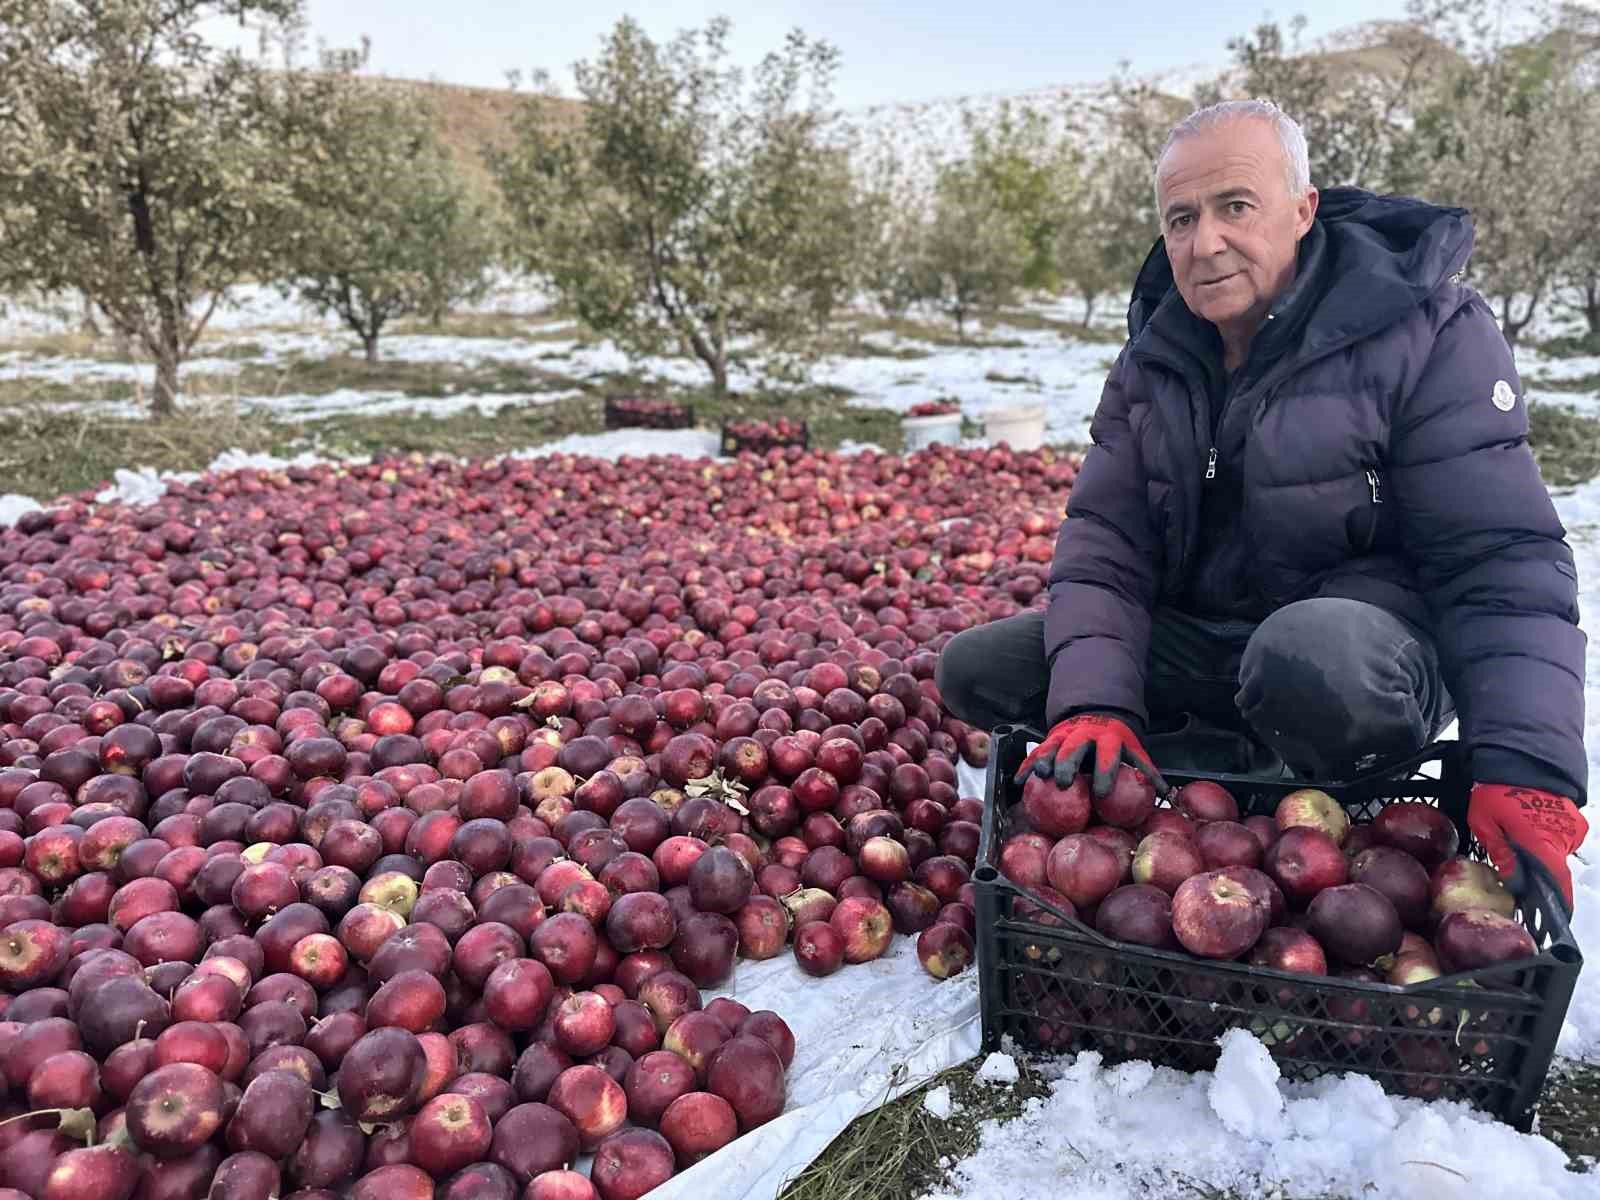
494 17 860 396
0 0 329 414
282 82 503 361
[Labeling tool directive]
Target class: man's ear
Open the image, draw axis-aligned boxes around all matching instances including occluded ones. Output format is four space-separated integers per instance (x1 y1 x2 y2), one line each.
1297 187 1319 238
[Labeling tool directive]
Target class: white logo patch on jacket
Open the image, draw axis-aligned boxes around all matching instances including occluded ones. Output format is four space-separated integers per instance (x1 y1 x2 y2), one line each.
1492 379 1517 412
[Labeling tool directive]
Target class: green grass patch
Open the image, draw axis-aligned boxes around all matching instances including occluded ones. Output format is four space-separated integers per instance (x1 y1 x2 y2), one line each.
1533 330 1600 359
993 306 1128 343
386 311 581 341
1529 373 1600 395
0 330 123 360
1528 402 1600 487
983 369 1040 387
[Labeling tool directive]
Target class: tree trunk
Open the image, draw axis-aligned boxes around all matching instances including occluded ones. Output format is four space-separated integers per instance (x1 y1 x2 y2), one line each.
152 350 179 417
709 354 728 398
1583 277 1600 337
1498 291 1539 347
363 333 380 364
1081 294 1096 329
954 307 966 341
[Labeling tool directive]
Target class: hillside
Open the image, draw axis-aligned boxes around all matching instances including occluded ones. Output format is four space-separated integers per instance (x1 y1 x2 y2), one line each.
359 75 582 191
383 17 1463 191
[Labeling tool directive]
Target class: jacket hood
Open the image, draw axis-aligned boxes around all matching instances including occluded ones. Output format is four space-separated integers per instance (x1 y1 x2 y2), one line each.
1126 186 1475 348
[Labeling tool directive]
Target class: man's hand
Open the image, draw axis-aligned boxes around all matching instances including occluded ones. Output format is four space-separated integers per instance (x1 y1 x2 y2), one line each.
1467 783 1588 912
1015 713 1169 800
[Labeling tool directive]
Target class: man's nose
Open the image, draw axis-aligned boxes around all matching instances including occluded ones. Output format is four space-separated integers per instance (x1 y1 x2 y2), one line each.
1194 211 1229 258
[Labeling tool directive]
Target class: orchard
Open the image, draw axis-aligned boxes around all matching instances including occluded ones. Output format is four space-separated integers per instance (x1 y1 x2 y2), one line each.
0 442 1072 1198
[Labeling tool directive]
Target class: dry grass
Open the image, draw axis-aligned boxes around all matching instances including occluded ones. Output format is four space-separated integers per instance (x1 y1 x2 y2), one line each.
777 1057 1055 1200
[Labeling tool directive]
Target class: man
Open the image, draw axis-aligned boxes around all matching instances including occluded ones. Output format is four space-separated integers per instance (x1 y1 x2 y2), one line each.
937 99 1589 908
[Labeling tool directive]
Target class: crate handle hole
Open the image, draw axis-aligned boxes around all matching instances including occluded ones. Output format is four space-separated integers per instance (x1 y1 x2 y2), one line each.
1551 942 1582 966
973 866 1000 884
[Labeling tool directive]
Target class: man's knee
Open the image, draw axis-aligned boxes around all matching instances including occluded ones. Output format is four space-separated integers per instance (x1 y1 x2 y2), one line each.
1237 598 1431 775
935 627 988 726
934 612 1047 732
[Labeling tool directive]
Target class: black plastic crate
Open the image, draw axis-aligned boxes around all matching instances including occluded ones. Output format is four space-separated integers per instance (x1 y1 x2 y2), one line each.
973 724 1582 1129
719 419 809 456
603 396 696 430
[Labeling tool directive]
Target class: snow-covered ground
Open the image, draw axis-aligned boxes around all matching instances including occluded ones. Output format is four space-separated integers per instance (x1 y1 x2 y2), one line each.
928 1033 1592 1200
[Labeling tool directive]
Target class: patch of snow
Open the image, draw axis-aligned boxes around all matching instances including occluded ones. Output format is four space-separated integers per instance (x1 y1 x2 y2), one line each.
505 428 724 462
931 1037 1589 1200
95 467 177 507
923 1085 954 1120
0 495 43 528
238 388 582 421
973 1053 1019 1086
1549 479 1600 1058
1207 1028 1284 1139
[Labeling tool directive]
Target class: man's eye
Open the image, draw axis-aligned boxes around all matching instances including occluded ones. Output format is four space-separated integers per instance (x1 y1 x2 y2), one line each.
1170 215 1191 229
1229 201 1249 214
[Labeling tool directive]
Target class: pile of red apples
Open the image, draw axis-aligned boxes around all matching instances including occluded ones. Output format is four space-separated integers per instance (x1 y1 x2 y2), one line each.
0 442 1075 1199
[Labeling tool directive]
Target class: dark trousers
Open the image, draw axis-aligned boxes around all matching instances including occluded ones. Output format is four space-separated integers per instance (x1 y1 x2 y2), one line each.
936 598 1454 781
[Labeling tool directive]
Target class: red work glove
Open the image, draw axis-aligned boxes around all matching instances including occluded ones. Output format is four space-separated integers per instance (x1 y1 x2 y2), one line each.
1467 783 1588 913
1015 713 1170 799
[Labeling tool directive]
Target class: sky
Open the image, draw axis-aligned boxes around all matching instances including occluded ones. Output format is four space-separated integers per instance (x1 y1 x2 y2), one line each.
197 1 1420 110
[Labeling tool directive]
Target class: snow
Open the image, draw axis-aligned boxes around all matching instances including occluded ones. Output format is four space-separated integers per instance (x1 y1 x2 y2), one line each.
1206 1028 1284 1139
506 428 724 462
1549 480 1600 1058
973 1052 1020 1086
238 387 583 421
923 1085 955 1120
926 1036 1593 1200
0 495 42 528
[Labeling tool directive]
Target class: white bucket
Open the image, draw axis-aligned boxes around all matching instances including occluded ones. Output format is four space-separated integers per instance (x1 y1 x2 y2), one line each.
983 404 1047 450
900 410 964 451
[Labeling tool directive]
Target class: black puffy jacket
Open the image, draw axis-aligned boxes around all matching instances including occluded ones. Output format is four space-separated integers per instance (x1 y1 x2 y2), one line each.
1044 187 1586 801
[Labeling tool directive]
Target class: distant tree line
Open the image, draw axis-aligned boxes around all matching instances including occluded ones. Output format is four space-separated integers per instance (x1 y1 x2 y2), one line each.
1 0 1597 412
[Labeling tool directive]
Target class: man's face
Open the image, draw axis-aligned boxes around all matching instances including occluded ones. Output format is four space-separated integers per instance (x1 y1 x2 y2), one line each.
1156 118 1317 341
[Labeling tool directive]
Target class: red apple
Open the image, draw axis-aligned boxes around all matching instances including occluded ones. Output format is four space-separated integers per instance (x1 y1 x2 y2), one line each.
793 921 844 977
1019 772 1090 838
546 1064 627 1150
1093 765 1156 829
1274 788 1350 846
659 1091 738 1165
1170 869 1267 959
589 1127 676 1200
1372 801 1460 871
1434 909 1537 971
1429 857 1515 922
1130 831 1203 896
1093 884 1175 949
1264 827 1347 908
705 1034 786 1129
1307 883 1403 967
1194 820 1263 870
1176 780 1238 823
916 923 974 978
828 896 893 964
1349 846 1431 930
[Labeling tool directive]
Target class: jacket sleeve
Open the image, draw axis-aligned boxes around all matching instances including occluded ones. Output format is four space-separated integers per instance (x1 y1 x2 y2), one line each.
1043 346 1163 728
1388 295 1587 803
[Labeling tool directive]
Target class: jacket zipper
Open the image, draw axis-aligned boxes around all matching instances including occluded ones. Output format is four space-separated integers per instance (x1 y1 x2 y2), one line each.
1205 448 1218 480
1366 469 1382 504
